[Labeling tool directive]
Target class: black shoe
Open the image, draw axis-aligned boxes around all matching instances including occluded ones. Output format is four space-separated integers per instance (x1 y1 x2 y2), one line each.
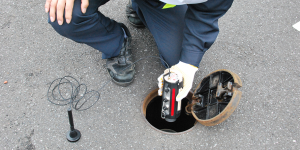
126 0 145 28
106 23 135 87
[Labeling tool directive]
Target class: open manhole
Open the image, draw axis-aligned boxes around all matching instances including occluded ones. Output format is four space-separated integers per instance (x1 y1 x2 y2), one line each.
142 89 196 134
142 69 242 133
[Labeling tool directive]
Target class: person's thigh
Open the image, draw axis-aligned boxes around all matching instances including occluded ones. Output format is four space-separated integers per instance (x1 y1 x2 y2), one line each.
132 0 187 67
48 0 124 59
180 0 234 67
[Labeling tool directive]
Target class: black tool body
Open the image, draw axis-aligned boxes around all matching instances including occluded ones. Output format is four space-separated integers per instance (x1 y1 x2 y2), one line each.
161 73 183 122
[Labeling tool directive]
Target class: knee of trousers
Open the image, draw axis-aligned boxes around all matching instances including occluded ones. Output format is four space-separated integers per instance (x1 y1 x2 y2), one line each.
51 0 108 37
48 21 70 38
48 13 94 38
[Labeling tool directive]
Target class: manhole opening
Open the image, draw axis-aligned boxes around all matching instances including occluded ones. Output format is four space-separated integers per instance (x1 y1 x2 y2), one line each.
145 96 196 133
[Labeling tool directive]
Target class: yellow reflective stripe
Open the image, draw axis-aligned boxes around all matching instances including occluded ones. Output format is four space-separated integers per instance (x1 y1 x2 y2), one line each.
162 4 176 9
189 64 198 69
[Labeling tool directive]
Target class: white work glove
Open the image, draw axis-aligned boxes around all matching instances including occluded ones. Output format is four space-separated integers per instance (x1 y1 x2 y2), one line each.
158 61 198 101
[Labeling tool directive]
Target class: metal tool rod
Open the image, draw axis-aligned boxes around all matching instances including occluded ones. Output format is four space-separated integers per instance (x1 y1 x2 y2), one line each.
67 108 75 131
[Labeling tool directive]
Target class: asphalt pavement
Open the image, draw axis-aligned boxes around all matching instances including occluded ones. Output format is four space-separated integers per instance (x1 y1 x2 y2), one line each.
1 0 300 149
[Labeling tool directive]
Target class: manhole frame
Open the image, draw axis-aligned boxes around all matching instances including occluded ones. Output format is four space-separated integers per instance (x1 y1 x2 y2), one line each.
191 69 243 126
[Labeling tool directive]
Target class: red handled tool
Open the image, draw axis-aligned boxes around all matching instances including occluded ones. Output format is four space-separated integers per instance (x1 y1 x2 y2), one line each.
161 72 183 122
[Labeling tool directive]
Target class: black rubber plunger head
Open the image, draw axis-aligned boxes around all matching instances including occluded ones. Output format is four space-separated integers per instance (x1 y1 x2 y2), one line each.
66 129 81 142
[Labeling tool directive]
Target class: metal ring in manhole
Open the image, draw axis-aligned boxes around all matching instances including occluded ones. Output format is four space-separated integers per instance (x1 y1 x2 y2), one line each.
141 89 197 134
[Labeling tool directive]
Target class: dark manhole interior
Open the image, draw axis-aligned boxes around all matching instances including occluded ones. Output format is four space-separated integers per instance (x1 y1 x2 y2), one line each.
146 96 196 133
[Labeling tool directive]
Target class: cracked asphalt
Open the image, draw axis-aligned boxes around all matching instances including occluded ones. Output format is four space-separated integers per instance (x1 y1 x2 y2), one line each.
1 0 300 149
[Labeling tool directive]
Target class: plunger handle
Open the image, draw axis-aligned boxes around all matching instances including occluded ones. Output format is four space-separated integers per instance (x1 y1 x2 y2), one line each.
68 108 75 131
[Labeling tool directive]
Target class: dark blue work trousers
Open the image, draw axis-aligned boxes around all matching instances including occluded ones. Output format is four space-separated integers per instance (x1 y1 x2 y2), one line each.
49 0 233 67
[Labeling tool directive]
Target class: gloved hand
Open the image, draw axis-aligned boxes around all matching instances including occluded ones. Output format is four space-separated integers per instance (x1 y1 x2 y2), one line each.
158 61 198 101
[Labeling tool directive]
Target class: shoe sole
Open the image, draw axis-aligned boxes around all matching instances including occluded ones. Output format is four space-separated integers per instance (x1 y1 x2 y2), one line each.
106 68 135 87
109 70 135 87
112 77 134 87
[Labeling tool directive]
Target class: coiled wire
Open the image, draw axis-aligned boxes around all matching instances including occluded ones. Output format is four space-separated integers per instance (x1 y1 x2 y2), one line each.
47 56 170 111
